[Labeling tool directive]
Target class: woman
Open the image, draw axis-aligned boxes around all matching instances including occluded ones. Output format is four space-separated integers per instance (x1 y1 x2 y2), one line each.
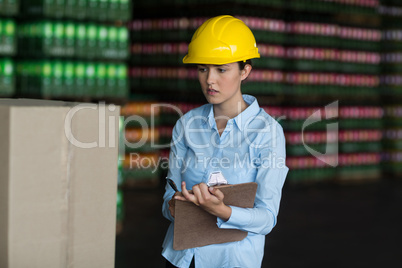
162 15 289 268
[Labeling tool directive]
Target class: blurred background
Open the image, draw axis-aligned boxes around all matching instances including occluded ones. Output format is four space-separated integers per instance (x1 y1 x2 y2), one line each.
1 0 402 267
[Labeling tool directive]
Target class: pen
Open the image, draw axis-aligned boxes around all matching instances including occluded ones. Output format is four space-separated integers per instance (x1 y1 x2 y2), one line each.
167 178 179 192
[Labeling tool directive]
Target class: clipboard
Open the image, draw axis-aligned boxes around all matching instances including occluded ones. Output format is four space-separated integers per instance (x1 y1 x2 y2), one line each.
173 182 258 250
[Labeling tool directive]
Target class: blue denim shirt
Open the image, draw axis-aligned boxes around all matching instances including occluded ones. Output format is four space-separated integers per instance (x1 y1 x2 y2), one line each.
162 95 289 268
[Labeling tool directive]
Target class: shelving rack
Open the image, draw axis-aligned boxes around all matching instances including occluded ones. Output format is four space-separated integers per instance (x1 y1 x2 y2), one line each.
0 1 17 97
14 1 130 100
120 100 162 188
129 0 387 184
380 0 402 177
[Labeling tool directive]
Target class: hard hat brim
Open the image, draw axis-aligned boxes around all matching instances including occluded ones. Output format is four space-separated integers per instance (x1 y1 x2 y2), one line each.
182 54 260 65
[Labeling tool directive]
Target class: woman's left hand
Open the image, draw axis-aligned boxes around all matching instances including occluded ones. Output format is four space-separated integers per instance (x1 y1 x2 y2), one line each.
174 181 232 221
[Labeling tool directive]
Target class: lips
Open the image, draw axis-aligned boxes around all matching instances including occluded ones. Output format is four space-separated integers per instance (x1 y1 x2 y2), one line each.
207 88 218 95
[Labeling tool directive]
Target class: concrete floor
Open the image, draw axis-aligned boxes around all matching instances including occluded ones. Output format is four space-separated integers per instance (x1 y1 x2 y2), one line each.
115 178 402 268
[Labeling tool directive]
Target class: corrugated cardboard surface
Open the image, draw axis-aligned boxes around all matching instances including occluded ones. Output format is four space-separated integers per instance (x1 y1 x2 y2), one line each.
173 182 258 250
0 99 119 268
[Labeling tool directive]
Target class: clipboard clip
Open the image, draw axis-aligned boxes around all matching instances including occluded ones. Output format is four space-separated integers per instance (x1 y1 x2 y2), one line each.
207 171 228 187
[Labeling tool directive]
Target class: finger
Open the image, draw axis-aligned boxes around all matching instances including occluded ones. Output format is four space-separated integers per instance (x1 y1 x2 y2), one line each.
192 184 203 203
198 183 212 200
209 187 224 201
174 195 187 201
181 181 192 199
181 182 198 204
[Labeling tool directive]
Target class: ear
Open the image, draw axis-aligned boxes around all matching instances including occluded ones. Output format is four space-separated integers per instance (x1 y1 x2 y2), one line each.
240 64 252 81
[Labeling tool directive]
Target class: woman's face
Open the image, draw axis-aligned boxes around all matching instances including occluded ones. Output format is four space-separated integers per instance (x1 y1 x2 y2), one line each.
197 62 251 106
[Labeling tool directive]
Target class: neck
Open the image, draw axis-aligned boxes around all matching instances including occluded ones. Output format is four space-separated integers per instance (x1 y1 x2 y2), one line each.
213 96 248 120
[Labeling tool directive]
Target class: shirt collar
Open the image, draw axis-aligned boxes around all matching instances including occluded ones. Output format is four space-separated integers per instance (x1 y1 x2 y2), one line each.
203 94 260 131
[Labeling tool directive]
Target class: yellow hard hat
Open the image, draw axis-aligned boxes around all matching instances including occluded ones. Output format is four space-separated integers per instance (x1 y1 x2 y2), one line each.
183 15 260 65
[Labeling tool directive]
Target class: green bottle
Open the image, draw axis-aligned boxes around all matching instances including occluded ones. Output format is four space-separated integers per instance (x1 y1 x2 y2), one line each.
107 26 118 58
106 63 117 97
53 22 65 56
54 0 66 18
65 0 77 19
0 20 4 54
0 59 3 92
97 25 108 59
116 189 124 222
76 0 87 20
0 59 6 95
42 21 54 57
53 61 64 97
44 0 55 17
41 61 53 97
119 0 131 22
85 62 96 97
98 0 109 21
88 0 99 20
74 62 86 97
64 22 75 57
75 23 86 58
116 64 128 98
95 63 107 97
86 24 98 59
64 61 75 97
109 0 119 21
3 20 15 55
117 27 129 60
0 58 13 95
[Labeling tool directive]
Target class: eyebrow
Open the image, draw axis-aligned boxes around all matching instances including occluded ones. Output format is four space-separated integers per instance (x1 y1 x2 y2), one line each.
198 64 229 67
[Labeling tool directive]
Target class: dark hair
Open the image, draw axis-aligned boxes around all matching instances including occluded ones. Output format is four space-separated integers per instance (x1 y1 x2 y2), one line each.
238 59 252 70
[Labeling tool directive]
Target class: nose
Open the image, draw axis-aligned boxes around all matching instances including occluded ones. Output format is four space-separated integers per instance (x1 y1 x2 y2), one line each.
206 69 215 86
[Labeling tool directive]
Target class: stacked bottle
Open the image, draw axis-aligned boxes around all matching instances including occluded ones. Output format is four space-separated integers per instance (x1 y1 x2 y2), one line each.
0 0 20 16
0 57 14 96
16 60 127 98
20 0 131 22
382 107 402 175
337 106 383 182
14 0 131 100
17 22 129 60
0 19 16 55
0 10 16 97
381 1 402 177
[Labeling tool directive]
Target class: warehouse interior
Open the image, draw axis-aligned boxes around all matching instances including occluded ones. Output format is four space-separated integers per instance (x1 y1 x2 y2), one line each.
1 0 402 267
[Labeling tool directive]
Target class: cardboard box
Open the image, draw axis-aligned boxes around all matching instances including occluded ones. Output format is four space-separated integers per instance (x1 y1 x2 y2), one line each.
0 99 120 268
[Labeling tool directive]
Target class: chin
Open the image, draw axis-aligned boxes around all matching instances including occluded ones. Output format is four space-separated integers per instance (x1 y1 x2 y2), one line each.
204 95 221 104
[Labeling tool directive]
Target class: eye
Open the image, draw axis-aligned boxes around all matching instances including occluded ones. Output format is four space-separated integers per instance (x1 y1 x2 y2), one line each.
218 68 226 73
198 67 207 73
